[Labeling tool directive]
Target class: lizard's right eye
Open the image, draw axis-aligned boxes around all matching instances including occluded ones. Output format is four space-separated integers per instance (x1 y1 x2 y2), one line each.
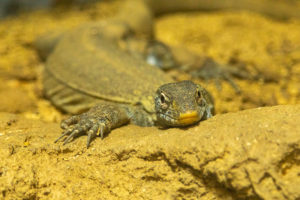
160 94 165 103
159 93 169 110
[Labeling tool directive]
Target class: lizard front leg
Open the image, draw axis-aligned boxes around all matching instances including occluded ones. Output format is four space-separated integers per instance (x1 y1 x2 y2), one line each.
55 104 130 148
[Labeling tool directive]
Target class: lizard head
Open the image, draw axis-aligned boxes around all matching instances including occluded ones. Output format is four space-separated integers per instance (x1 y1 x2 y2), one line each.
154 80 214 127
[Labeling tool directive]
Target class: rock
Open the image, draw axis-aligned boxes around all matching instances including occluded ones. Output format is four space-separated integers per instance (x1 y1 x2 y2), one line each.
0 104 299 199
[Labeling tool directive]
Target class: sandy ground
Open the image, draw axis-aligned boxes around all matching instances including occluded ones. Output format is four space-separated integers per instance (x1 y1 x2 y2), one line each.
0 1 300 199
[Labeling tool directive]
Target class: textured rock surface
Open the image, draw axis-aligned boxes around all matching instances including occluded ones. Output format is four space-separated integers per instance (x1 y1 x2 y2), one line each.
0 105 299 199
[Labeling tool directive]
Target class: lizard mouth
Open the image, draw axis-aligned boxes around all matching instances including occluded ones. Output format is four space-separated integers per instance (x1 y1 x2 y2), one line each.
157 111 202 127
177 111 201 126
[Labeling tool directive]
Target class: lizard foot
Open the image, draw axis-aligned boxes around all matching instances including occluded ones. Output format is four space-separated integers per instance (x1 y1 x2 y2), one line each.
144 40 176 70
55 113 110 148
191 58 250 93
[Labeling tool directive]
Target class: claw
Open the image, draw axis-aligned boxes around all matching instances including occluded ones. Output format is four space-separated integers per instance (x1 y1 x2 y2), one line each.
63 129 79 145
86 131 95 148
95 124 105 139
224 74 241 93
63 127 84 145
54 129 72 143
100 125 104 139
191 58 247 93
55 111 112 147
86 125 99 148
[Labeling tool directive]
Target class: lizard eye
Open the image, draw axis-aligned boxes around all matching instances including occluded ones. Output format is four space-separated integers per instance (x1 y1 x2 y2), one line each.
196 89 205 106
197 90 202 98
159 92 169 109
160 94 165 103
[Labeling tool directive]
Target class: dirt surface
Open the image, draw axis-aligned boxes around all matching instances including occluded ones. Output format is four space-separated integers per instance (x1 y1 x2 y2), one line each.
0 105 300 199
0 1 300 199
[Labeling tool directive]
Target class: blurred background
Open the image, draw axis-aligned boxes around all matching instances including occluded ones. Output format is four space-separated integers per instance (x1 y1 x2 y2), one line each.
0 0 91 18
1 0 300 19
0 0 300 122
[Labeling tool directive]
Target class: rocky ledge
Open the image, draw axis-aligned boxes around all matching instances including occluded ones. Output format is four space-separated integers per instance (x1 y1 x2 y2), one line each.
0 104 299 199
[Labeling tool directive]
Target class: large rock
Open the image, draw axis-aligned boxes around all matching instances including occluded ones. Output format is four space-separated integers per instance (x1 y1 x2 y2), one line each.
0 105 299 199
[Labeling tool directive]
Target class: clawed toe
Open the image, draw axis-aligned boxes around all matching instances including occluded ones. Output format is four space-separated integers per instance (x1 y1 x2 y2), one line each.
85 124 106 148
63 127 84 145
55 115 110 148
54 128 72 143
223 74 241 93
54 126 85 145
191 59 248 93
61 115 80 129
98 124 105 139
